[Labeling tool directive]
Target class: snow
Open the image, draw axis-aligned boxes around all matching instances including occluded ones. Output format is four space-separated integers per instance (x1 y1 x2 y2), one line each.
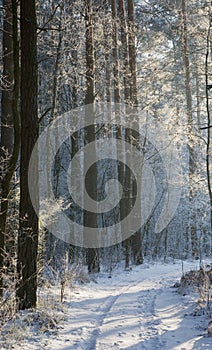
1 260 212 349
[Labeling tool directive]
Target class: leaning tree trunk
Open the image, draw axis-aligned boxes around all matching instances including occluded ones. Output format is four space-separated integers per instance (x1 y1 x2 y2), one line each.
84 0 100 273
17 0 39 309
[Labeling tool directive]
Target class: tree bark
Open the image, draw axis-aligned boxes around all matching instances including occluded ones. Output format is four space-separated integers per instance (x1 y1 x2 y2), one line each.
118 0 130 103
1 0 14 158
205 14 212 245
84 0 99 273
127 0 138 106
127 0 143 265
0 0 20 298
17 0 39 309
180 0 198 259
111 0 120 104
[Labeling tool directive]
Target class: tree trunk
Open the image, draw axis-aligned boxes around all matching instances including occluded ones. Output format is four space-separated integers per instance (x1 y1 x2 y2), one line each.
84 0 99 273
118 0 130 103
127 0 143 265
180 0 198 259
111 0 120 104
17 0 39 309
1 0 13 158
127 0 138 106
205 15 212 247
111 0 130 268
118 0 132 268
0 0 13 299
0 0 20 298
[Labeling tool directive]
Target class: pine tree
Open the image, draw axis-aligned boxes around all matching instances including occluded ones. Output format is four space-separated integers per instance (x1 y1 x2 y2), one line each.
84 0 100 273
17 0 39 309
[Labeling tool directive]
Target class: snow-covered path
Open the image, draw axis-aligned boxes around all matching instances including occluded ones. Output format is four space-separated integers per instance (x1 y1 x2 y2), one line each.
4 261 212 349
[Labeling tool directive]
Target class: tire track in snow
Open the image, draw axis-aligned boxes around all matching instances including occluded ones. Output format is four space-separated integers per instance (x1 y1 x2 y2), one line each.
95 279 164 349
84 279 157 349
84 280 144 350
6 262 212 350
40 266 188 350
85 293 122 350
136 287 165 350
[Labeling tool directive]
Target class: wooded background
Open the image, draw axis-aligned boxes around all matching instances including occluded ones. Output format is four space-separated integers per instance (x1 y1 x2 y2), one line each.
0 0 212 310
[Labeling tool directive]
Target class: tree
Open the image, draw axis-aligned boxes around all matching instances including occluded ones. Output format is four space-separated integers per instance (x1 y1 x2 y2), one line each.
10 0 211 274
111 0 120 104
127 0 138 106
84 0 100 273
16 0 39 309
0 0 20 298
205 10 212 244
127 0 143 265
180 0 198 258
1 0 14 158
0 0 14 298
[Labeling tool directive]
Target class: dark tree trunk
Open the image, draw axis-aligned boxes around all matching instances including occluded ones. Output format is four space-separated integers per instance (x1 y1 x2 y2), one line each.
1 0 14 158
127 0 138 106
111 0 120 104
0 0 13 299
127 0 143 265
0 0 20 298
17 0 39 309
117 0 131 269
111 0 130 268
84 0 99 273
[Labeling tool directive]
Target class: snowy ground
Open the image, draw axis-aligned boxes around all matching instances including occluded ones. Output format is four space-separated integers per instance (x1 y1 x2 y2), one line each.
1 260 212 349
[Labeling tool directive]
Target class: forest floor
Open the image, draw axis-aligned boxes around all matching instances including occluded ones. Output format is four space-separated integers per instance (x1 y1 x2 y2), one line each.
1 260 212 349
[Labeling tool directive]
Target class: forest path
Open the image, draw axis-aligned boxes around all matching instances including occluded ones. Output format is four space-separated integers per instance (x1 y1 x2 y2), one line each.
9 260 212 350
95 277 162 349
46 261 212 350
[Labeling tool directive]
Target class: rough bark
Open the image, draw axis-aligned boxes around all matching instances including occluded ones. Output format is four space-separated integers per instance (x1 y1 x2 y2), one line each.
17 0 39 309
1 0 14 158
127 0 143 265
0 0 20 298
84 0 99 273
